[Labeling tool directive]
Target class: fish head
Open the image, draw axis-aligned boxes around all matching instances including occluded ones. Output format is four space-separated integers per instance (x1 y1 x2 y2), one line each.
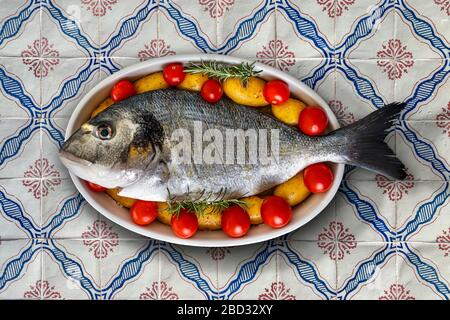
59 105 162 189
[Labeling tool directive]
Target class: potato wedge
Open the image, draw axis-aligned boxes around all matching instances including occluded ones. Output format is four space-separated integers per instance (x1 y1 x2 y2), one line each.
134 72 169 94
106 188 137 209
241 196 264 224
223 77 268 107
91 97 114 118
274 171 310 206
197 205 222 231
157 202 173 225
271 98 306 126
177 73 208 91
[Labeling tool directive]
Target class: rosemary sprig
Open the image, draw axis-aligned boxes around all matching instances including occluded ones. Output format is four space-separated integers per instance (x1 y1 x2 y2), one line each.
167 198 247 217
166 187 247 217
184 60 262 86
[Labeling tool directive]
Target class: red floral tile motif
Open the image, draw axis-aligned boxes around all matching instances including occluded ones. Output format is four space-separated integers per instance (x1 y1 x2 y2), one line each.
328 100 355 126
140 281 179 300
22 158 61 199
379 284 415 300
317 0 355 18
434 0 450 16
317 221 357 260
199 0 235 18
436 102 450 137
258 282 295 300
256 40 295 71
437 228 450 257
24 280 62 299
375 173 414 201
21 37 59 78
81 220 119 259
376 39 414 80
206 247 230 260
81 0 117 16
138 39 176 61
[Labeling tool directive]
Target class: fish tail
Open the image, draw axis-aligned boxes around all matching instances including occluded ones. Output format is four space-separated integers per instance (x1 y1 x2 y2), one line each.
327 102 407 180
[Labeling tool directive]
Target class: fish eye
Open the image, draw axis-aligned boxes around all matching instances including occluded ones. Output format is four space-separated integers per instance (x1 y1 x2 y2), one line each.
95 124 113 140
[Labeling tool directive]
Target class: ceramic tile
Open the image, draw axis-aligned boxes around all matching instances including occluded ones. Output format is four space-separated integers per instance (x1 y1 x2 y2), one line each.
42 249 91 299
46 239 101 290
41 179 97 238
109 243 160 300
279 1 335 50
345 248 398 300
217 0 270 54
406 73 450 121
336 242 391 298
336 180 396 240
0 239 42 299
344 7 395 60
403 0 450 46
160 244 218 299
48 0 100 50
100 239 154 297
397 243 448 300
397 181 449 241
0 178 41 238
40 58 100 118
278 241 337 300
218 243 277 299
0 0 449 301
0 118 41 179
397 121 450 181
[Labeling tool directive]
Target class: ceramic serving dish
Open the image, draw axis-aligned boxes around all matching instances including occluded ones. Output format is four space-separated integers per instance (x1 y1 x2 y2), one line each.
65 54 344 247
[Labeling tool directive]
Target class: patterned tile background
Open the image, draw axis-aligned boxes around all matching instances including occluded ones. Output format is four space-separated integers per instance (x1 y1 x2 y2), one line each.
0 0 449 300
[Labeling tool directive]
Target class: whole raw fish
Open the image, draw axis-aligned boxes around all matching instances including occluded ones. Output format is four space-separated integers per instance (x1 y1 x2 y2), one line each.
59 89 406 201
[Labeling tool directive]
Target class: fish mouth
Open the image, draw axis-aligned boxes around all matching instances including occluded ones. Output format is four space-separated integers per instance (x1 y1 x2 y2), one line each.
59 149 93 168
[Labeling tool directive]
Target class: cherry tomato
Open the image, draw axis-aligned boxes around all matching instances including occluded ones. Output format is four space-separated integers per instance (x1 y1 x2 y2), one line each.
110 79 136 102
263 79 290 105
303 163 334 193
85 181 106 192
261 196 292 229
171 209 198 239
163 63 186 86
221 205 251 238
201 79 223 103
130 200 158 226
298 106 328 136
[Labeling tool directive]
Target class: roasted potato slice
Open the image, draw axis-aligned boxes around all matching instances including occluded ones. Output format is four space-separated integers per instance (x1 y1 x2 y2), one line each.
177 73 209 91
134 72 169 94
274 171 310 206
223 77 268 107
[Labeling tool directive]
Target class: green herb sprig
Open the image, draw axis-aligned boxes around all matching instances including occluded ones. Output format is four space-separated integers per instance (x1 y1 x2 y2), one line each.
166 188 247 217
184 60 262 86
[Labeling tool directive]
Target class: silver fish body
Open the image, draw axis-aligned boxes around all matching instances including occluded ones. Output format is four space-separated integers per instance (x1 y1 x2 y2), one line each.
60 89 406 201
